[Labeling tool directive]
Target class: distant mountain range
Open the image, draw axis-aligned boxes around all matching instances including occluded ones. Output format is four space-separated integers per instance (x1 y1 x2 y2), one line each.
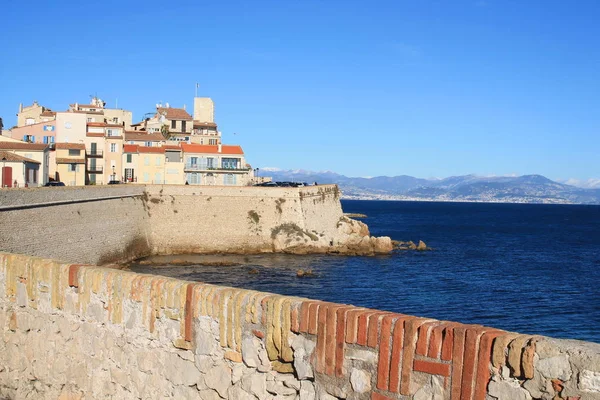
264 170 600 204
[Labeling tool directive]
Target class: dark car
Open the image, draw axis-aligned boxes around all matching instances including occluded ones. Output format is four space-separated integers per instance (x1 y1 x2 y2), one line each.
254 182 277 187
107 180 122 184
44 181 65 187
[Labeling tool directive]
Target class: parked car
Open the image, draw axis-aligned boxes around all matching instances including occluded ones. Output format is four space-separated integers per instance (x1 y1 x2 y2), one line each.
254 182 277 187
107 180 122 184
44 181 65 187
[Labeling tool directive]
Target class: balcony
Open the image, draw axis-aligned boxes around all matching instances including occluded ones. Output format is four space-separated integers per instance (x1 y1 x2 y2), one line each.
184 164 251 172
86 149 103 157
87 165 103 173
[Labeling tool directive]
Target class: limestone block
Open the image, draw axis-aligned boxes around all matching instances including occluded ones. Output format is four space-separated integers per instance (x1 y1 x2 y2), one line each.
413 375 444 400
110 367 129 388
206 363 232 398
228 385 257 400
137 350 160 373
198 389 223 400
196 321 218 355
536 354 572 381
242 337 261 367
173 384 202 400
350 368 371 394
579 369 600 392
164 352 200 386
488 380 533 400
299 380 316 400
277 373 301 391
242 373 267 399
267 380 298 397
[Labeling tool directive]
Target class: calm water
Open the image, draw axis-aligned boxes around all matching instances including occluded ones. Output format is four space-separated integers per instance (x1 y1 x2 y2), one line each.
130 200 600 343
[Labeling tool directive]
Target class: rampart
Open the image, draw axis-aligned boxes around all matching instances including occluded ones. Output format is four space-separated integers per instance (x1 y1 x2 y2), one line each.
0 185 391 265
1 253 599 399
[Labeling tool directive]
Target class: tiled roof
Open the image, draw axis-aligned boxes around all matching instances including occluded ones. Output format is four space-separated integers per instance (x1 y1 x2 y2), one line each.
124 131 165 142
0 151 40 164
55 143 85 150
0 141 48 151
123 144 139 153
181 144 244 155
138 146 165 154
157 107 193 121
87 122 106 127
193 121 217 128
40 111 56 117
86 133 104 137
56 158 85 164
163 145 182 151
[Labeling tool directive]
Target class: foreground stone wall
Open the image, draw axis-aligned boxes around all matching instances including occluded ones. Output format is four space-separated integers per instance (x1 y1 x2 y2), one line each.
0 185 391 265
1 253 598 400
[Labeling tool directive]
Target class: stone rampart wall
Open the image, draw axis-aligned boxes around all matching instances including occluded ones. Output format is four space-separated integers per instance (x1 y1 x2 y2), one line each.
1 253 598 400
0 185 390 265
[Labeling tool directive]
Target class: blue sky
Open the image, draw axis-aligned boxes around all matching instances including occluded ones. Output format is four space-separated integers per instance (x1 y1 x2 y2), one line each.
1 0 598 183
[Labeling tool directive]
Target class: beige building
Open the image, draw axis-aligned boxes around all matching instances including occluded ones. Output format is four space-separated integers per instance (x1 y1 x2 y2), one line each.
193 97 215 123
0 138 50 185
16 101 56 127
0 151 42 188
181 144 250 186
190 121 221 145
122 145 184 185
69 97 132 128
55 143 86 186
83 122 124 184
124 131 166 147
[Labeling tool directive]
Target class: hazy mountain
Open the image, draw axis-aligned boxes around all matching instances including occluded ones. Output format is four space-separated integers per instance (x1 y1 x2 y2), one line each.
265 170 600 204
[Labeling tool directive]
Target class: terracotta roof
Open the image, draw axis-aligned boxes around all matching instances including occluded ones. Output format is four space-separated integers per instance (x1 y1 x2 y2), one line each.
124 131 165 142
163 145 182 151
87 122 106 127
123 144 139 153
138 146 165 154
181 144 244 155
193 121 218 128
55 143 85 150
86 133 104 137
157 107 193 121
0 151 40 164
40 111 56 117
70 110 104 115
0 142 48 151
56 158 85 164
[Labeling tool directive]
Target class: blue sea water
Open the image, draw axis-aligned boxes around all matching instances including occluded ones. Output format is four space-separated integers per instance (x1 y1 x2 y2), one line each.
131 200 600 343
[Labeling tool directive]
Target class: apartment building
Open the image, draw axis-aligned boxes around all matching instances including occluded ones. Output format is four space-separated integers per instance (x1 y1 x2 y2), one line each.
55 143 85 186
122 145 184 185
0 137 50 186
181 144 249 186
16 101 56 127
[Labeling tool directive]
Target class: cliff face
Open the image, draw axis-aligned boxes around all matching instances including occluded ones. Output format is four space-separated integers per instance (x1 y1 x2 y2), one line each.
0 184 392 265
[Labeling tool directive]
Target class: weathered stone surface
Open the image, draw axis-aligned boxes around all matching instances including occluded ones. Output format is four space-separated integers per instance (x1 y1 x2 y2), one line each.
350 368 371 393
242 337 260 367
227 385 256 400
205 363 232 398
536 354 572 381
414 375 444 400
242 373 267 399
299 380 316 400
488 380 533 400
579 369 600 392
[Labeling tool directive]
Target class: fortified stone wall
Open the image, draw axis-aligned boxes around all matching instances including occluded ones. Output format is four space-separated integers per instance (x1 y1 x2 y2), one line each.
1 253 599 400
0 185 391 265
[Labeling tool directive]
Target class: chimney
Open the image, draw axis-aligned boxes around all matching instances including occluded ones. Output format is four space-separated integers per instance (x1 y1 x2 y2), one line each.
218 143 222 153
19 103 23 113
183 104 186 110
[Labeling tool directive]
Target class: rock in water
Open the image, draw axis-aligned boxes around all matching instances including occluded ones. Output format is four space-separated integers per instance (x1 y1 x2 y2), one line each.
417 240 427 251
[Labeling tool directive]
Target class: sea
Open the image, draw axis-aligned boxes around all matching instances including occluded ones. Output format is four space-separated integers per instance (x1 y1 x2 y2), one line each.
130 200 600 343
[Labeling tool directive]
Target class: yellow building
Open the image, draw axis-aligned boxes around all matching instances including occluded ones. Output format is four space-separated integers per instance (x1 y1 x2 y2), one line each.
55 143 86 186
181 144 251 186
123 145 184 184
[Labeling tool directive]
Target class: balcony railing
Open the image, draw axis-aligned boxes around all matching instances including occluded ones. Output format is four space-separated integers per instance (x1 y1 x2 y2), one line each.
87 166 103 173
86 149 103 157
184 164 251 172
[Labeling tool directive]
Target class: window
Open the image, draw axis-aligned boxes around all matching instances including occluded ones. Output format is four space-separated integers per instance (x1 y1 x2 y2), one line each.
107 129 119 137
144 156 150 166
145 141 152 147
209 139 217 145
87 118 93 123
126 154 132 163
125 168 134 182
155 157 161 166
186 173 200 185
181 121 186 132
188 157 198 168
171 120 176 129
110 143 117 153
222 158 239 169
206 158 214 168
68 164 80 172
25 118 35 125
224 174 236 185
154 173 162 184
68 149 81 156
143 173 150 182
112 117 119 123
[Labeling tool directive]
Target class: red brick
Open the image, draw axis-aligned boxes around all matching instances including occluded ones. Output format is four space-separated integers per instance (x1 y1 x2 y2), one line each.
299 301 310 333
428 323 445 359
474 330 504 400
252 329 265 339
413 359 451 376
368 312 390 348
291 304 299 333
335 306 353 377
376 314 395 390
325 305 338 375
400 318 428 395
357 311 378 346
69 264 84 287
184 283 194 342
308 302 319 335
460 326 487 400
371 392 395 400
388 315 407 393
450 326 467 400
316 303 328 373
345 309 363 344
441 324 456 361
416 321 438 356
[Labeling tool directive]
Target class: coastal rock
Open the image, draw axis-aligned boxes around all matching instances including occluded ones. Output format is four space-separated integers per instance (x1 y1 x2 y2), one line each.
417 240 428 251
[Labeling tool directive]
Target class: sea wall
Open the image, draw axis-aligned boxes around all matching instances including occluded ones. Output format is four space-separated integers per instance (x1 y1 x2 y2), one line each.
1 253 599 400
0 185 391 265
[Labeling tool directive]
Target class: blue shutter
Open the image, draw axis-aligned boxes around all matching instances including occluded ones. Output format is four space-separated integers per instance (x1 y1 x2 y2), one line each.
23 135 27 142
31 136 35 143
43 136 48 144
